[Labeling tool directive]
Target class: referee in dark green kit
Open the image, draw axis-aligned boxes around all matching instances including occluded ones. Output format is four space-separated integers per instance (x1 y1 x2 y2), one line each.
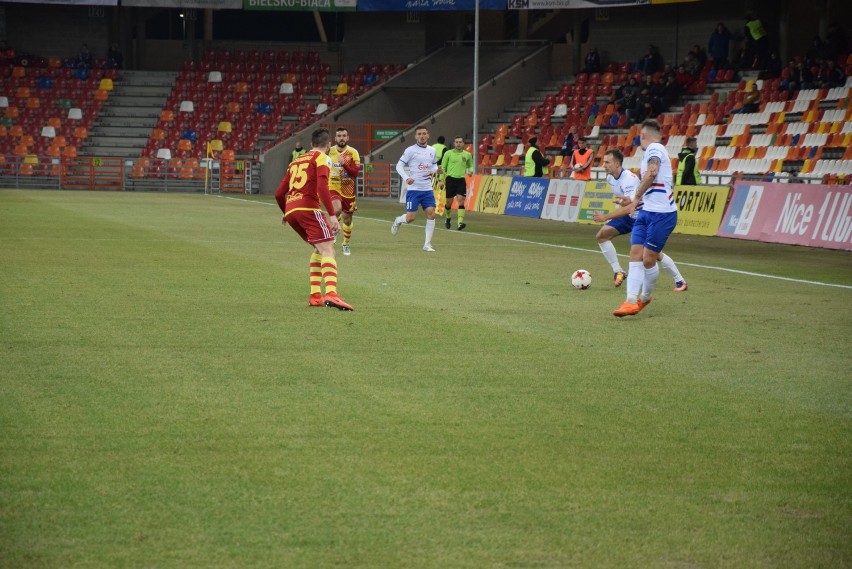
439 136 473 230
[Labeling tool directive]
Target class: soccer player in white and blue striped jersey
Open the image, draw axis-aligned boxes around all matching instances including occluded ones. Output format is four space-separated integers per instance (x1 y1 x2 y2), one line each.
613 119 680 317
391 126 443 252
593 148 687 290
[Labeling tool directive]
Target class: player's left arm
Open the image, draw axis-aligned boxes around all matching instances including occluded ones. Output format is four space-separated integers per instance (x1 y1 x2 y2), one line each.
634 157 660 204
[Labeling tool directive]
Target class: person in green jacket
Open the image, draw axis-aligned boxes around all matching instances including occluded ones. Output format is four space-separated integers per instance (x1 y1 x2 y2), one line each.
439 136 473 230
676 137 701 185
290 140 306 163
523 137 550 178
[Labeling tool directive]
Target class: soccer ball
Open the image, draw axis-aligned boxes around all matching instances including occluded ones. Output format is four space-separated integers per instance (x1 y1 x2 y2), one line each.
571 269 592 289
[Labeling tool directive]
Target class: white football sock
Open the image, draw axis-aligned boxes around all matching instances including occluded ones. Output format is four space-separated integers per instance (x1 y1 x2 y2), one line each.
424 218 435 245
641 264 660 301
395 214 408 225
626 261 643 303
599 240 623 272
658 253 684 283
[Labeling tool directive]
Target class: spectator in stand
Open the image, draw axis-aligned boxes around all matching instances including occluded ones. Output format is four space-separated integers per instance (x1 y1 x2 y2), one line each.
661 63 675 81
759 51 782 80
674 64 695 88
76 43 93 69
583 47 602 74
106 43 123 69
637 45 663 75
784 59 815 96
559 125 578 157
819 59 846 89
692 45 708 70
684 51 701 77
824 23 849 61
744 11 769 69
708 23 735 69
612 76 639 111
732 46 749 73
731 83 761 115
805 36 826 66
658 75 681 114
627 88 653 125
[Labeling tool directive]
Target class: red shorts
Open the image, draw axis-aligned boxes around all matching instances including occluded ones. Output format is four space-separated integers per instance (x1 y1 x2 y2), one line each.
331 192 358 215
285 208 335 244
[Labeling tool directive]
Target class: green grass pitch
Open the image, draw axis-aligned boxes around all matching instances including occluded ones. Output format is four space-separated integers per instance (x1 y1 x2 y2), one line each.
1 189 850 568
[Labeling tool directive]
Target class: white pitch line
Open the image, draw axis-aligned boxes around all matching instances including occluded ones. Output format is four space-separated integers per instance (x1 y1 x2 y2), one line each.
211 194 852 290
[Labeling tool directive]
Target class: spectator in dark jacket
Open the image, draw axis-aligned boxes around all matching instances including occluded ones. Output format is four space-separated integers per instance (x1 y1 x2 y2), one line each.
708 23 735 68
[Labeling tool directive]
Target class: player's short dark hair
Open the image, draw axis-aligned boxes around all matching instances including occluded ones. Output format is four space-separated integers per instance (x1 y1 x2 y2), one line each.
437 136 445 144
528 136 538 146
415 125 429 133
641 119 662 135
686 136 698 147
335 127 348 134
454 135 464 142
312 128 330 147
604 149 624 163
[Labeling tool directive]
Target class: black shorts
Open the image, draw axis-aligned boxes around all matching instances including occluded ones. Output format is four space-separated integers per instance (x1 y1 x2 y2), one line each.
444 176 467 200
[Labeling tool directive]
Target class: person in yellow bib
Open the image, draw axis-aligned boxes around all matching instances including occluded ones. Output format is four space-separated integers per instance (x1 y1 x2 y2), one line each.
675 137 701 186
523 137 550 177
328 127 361 256
290 140 306 163
440 136 473 230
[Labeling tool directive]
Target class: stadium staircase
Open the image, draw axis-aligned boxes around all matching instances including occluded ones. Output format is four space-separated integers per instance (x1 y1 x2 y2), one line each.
82 70 175 159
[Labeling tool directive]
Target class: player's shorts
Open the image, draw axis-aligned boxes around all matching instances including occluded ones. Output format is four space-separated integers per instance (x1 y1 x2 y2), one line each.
285 208 336 244
331 192 358 214
405 189 437 212
605 215 634 235
631 209 677 252
444 176 467 200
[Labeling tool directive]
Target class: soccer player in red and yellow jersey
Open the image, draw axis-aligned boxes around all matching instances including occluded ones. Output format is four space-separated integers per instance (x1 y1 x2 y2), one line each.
275 128 353 311
328 127 361 256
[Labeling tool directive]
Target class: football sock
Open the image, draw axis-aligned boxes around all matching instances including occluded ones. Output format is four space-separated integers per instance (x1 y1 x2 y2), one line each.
394 214 408 225
321 256 338 295
641 264 660 301
658 253 683 283
599 240 623 272
457 206 465 224
425 218 436 245
445 208 452 221
309 252 323 295
341 221 353 245
626 261 643 303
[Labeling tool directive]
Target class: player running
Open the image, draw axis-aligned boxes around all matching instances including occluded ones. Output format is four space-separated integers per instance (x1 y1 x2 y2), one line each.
612 119 682 317
593 148 687 291
391 126 442 252
328 127 361 256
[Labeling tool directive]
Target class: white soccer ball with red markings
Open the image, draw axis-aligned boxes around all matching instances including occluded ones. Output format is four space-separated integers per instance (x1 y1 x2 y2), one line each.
571 269 592 290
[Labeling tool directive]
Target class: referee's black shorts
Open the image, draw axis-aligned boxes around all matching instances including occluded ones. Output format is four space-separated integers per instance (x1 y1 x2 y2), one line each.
444 176 467 199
